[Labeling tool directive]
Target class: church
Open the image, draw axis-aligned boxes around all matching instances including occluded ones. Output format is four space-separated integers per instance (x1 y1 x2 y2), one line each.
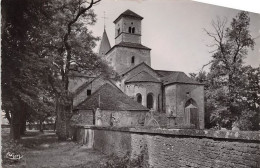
70 10 205 129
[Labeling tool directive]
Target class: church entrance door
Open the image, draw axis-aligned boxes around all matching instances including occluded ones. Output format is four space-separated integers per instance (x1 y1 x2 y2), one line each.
184 99 199 129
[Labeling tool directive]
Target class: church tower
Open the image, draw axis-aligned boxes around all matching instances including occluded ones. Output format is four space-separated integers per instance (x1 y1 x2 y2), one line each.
105 10 151 74
114 9 143 44
98 29 111 57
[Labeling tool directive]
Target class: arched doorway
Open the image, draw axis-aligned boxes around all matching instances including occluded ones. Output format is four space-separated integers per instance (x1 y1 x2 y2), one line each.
184 98 199 129
136 93 142 104
147 93 154 109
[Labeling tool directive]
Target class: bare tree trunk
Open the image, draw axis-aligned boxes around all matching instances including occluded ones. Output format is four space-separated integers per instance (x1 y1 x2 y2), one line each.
56 97 72 140
10 110 21 140
39 119 44 133
20 103 27 135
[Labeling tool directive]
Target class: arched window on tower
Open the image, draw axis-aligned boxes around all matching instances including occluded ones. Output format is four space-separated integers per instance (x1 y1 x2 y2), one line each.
117 28 120 35
128 27 132 33
131 56 135 65
132 27 135 34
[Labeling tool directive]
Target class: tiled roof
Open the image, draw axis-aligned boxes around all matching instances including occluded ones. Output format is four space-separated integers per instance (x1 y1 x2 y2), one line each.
98 29 111 56
106 42 151 55
160 71 203 85
73 78 96 96
75 83 149 111
73 75 116 97
114 9 143 23
125 71 160 83
155 70 176 77
119 62 154 75
117 42 150 50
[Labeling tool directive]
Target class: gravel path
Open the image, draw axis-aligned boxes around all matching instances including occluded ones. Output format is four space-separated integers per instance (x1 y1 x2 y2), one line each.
2 129 109 168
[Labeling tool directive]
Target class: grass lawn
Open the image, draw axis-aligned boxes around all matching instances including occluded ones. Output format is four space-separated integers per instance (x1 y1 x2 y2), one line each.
1 128 110 168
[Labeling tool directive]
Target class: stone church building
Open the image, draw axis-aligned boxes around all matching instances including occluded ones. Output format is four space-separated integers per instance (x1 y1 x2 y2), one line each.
71 10 204 129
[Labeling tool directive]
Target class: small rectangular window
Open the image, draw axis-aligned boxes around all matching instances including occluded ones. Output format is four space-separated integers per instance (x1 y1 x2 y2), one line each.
87 89 91 96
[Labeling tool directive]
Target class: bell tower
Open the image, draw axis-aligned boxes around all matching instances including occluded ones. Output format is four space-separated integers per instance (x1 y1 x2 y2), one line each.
105 10 151 74
114 9 143 44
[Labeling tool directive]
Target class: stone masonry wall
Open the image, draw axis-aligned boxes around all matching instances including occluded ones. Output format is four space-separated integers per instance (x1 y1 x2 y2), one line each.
115 17 142 44
106 47 151 74
164 84 204 129
76 126 260 168
125 82 162 111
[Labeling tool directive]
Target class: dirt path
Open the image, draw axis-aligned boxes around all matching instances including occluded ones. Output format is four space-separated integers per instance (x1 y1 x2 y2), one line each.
2 129 109 168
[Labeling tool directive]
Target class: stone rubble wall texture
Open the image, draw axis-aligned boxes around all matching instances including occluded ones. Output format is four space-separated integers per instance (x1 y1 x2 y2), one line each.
97 110 147 127
86 127 260 168
72 110 94 125
73 110 147 127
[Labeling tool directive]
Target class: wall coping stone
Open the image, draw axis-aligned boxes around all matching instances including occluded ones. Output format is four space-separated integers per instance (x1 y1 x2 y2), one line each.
72 124 260 142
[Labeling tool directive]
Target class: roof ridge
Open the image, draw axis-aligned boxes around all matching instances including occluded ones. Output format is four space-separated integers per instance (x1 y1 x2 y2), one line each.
73 75 118 97
125 70 160 83
155 69 183 73
125 70 148 81
73 78 96 96
121 62 156 76
114 9 143 23
106 42 151 55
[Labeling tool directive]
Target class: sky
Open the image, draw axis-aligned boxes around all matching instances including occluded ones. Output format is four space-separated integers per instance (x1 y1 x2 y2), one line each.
89 0 260 74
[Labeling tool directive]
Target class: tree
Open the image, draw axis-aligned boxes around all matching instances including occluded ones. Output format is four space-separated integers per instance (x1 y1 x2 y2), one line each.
203 11 257 129
2 0 116 140
1 0 58 139
45 0 117 140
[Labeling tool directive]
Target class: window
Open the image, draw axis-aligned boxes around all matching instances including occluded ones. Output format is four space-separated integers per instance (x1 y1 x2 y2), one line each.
87 89 91 96
132 27 135 33
136 93 142 104
131 56 135 64
117 28 120 35
147 93 154 109
128 27 135 33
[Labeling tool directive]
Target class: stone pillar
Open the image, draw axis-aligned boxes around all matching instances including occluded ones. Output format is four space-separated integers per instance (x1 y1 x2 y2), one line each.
95 108 102 126
143 90 147 107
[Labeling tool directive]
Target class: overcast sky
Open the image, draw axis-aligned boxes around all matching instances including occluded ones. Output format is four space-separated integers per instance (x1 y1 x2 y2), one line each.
89 0 260 74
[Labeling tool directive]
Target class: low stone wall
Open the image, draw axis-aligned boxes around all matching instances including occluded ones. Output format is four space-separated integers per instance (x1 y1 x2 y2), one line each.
74 125 260 168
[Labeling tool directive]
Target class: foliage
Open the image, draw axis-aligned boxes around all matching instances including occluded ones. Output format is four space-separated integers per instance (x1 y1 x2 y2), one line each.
194 11 259 130
2 0 116 139
1 0 57 139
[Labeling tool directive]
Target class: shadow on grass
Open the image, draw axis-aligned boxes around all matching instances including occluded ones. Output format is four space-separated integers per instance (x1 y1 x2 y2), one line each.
1 129 58 167
20 130 58 149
